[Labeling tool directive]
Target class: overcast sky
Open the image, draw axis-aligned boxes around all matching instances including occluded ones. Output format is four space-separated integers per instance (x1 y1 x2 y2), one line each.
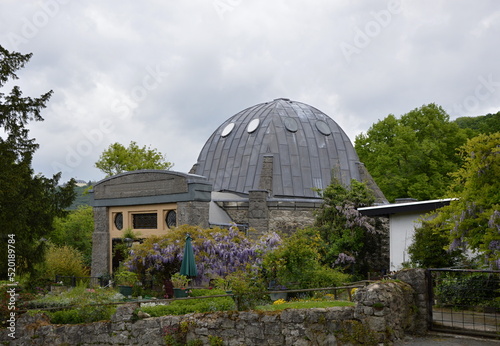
1 0 499 183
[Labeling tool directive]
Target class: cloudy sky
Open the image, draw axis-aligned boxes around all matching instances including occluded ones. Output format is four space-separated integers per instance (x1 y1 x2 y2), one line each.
1 0 499 183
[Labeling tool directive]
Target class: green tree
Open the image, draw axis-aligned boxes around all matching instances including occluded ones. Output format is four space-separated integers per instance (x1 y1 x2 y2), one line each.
454 111 500 136
355 104 469 202
51 205 94 266
0 45 75 279
95 141 173 177
314 179 387 276
407 220 464 268
410 132 500 269
262 228 350 289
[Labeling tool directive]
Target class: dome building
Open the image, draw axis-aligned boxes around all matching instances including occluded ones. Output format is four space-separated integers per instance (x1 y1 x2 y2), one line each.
91 98 386 276
191 98 386 233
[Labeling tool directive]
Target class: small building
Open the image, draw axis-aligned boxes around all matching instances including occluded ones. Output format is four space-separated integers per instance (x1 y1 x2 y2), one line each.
358 198 455 271
91 98 388 277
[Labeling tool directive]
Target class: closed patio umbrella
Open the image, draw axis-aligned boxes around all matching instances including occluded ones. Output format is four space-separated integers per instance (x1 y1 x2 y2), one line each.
180 234 197 277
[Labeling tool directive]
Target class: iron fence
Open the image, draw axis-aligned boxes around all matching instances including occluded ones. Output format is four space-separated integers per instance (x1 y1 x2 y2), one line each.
428 268 500 339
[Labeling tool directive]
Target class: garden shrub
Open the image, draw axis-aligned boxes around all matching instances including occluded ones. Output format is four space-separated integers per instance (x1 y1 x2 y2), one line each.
262 229 350 290
227 270 268 311
44 243 89 279
435 273 499 307
48 304 116 324
140 289 235 316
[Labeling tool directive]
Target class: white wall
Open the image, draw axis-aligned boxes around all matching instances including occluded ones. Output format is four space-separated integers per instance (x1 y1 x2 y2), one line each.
389 212 422 271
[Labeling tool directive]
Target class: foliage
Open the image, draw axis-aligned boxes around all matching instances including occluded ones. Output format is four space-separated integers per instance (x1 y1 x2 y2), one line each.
113 267 139 286
43 244 89 279
140 289 235 316
435 273 499 307
262 228 350 289
211 276 232 291
355 103 468 202
171 273 190 289
413 133 500 269
226 270 267 311
28 284 118 309
125 225 281 285
27 284 118 324
51 205 94 266
68 182 94 209
313 179 386 276
454 111 500 136
48 304 116 324
0 47 76 280
257 300 355 311
162 321 198 346
95 141 173 177
408 220 464 268
208 335 224 346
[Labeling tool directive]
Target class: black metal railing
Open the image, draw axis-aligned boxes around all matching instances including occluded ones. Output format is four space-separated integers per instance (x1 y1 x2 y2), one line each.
428 268 500 339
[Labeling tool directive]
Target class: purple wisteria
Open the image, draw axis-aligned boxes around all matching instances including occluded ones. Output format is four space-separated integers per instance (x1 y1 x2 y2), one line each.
125 225 282 285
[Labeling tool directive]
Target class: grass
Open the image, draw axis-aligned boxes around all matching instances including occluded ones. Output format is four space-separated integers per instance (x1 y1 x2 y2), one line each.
256 300 355 311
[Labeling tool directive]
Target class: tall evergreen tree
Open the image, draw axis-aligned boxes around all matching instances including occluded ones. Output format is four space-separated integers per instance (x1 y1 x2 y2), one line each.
0 46 75 279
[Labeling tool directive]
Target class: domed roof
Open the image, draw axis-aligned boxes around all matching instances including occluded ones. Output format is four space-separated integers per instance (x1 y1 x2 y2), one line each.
193 98 373 199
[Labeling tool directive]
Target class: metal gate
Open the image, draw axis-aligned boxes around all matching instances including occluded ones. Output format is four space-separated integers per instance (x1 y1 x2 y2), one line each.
427 268 500 339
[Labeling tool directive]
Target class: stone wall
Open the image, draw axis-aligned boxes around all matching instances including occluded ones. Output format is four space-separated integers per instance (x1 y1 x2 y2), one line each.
177 201 210 228
2 269 430 345
91 206 110 277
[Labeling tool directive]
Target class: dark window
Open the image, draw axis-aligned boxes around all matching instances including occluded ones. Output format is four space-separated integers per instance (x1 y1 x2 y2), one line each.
166 210 177 228
114 213 123 230
132 213 157 229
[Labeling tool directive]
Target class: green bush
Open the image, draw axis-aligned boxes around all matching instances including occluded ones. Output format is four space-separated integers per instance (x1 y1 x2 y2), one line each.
28 284 119 309
44 244 89 279
141 289 235 316
48 304 116 324
262 230 350 289
435 273 499 307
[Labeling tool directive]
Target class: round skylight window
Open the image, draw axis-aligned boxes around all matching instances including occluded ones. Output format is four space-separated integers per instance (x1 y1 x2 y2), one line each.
315 120 331 135
221 122 235 137
247 118 260 133
284 117 298 132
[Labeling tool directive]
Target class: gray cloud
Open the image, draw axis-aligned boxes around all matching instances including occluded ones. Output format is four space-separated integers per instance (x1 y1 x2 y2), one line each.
1 0 499 182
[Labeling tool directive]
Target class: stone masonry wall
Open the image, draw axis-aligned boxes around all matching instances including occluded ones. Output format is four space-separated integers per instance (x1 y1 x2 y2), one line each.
2 269 430 345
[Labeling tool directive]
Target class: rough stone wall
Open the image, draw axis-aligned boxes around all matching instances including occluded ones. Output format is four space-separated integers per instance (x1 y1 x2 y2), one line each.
392 268 430 333
268 209 316 235
91 206 110 277
248 190 269 235
353 280 416 342
177 201 209 228
3 269 431 345
221 207 248 225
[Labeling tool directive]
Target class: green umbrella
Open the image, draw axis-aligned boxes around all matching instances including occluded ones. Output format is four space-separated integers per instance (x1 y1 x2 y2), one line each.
180 234 197 277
